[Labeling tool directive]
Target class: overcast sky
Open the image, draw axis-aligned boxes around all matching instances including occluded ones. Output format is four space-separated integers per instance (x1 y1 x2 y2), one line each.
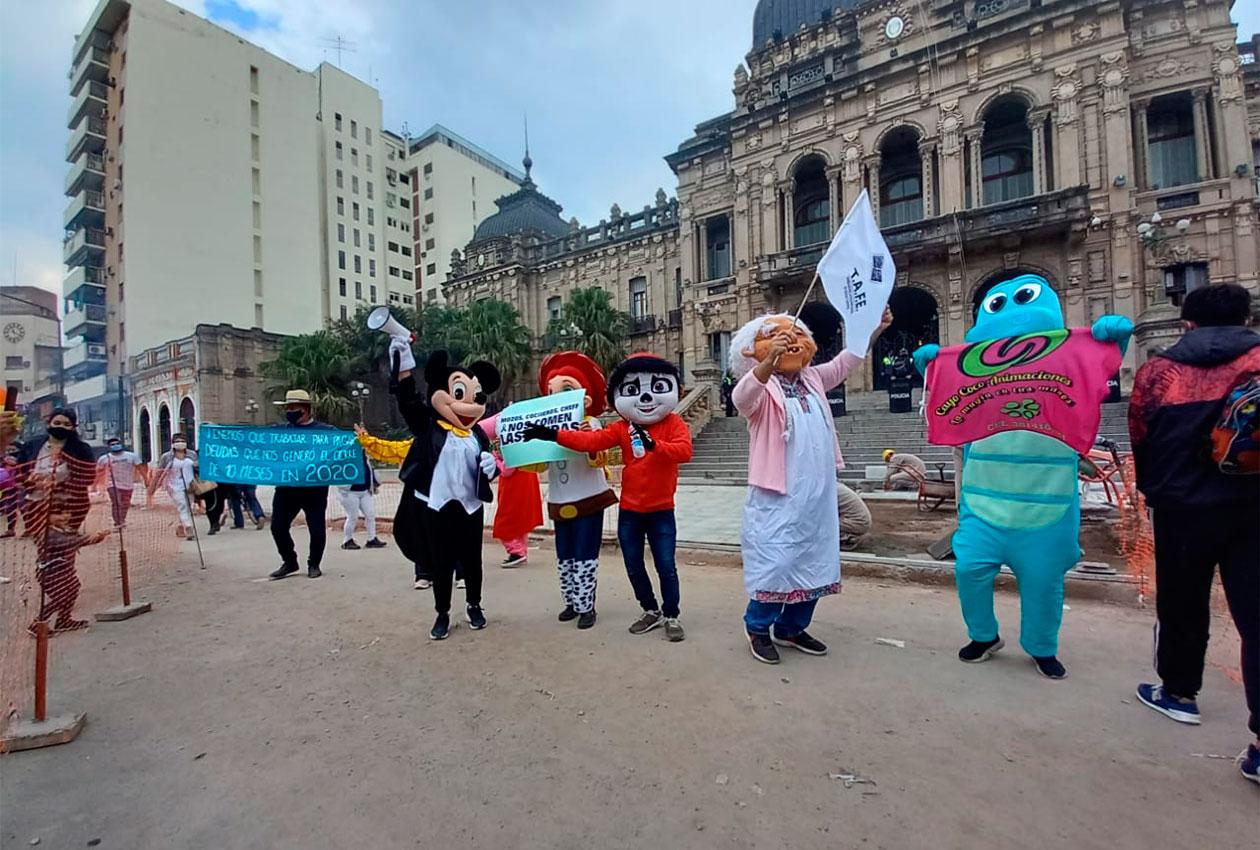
2 0 1256 301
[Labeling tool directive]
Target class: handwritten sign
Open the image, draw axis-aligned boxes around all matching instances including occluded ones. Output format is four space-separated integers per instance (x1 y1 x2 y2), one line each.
924 328 1122 454
198 425 364 486
497 389 586 468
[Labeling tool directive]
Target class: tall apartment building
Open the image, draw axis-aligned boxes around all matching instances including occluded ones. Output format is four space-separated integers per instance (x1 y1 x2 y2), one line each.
405 125 525 304
62 0 418 444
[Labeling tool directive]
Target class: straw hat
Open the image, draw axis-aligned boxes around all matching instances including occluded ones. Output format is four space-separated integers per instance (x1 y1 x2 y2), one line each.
273 389 314 406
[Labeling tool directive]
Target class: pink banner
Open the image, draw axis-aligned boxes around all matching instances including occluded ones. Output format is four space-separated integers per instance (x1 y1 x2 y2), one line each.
924 328 1123 454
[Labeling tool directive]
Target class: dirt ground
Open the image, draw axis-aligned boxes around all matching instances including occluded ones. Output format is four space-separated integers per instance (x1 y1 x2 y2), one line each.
2 529 1253 850
859 500 1121 563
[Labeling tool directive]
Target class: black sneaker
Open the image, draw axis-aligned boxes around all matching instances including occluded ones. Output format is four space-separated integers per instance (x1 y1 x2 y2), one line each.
342 540 361 550
958 637 1004 663
577 610 597 629
365 538 388 549
430 613 450 641
501 553 527 567
269 563 299 580
772 628 827 656
466 605 487 630
628 610 663 635
557 606 578 622
206 524 219 536
307 566 323 579
1033 656 1067 680
747 632 780 665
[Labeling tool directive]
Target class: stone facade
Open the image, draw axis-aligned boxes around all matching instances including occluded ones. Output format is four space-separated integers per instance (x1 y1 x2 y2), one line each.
446 0 1260 396
127 324 286 460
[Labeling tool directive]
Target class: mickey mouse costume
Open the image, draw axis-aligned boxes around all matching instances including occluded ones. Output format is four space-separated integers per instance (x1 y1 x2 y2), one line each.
389 335 501 641
526 352 693 640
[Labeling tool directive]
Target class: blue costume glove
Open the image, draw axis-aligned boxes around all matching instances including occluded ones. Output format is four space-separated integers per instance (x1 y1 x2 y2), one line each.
912 344 941 377
1090 315 1134 356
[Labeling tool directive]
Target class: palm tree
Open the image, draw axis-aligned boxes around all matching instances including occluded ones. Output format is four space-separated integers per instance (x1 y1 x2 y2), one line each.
547 287 629 374
459 299 533 391
329 304 419 379
259 331 358 425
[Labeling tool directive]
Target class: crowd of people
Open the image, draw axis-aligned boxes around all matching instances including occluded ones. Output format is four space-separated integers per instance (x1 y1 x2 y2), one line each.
0 278 1253 785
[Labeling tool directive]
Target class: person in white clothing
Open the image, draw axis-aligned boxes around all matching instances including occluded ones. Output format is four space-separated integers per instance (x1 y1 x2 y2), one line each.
98 437 147 526
154 434 198 537
340 452 387 550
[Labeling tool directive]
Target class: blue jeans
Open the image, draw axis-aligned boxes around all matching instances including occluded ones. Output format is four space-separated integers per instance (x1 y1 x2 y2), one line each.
618 509 680 618
238 486 265 521
744 598 819 638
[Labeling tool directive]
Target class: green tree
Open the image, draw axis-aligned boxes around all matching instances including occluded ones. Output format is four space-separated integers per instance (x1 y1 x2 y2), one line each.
414 304 468 365
458 299 533 390
546 287 629 374
259 331 357 425
329 304 418 379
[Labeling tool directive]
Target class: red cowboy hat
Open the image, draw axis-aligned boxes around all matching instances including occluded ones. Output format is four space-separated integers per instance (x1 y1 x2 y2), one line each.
539 351 607 416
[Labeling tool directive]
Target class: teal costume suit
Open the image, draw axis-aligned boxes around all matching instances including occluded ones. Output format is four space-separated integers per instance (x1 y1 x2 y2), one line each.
914 275 1132 659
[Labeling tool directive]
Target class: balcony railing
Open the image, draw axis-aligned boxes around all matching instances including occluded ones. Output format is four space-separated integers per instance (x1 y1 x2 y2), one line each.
757 186 1091 283
64 266 106 304
66 116 106 162
64 340 108 373
630 314 657 335
70 45 110 96
65 304 107 340
63 227 106 265
64 373 110 405
65 151 105 196
68 80 108 129
64 189 106 229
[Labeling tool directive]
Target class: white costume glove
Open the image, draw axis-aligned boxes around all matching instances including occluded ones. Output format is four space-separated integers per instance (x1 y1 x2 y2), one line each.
478 451 499 480
389 334 416 373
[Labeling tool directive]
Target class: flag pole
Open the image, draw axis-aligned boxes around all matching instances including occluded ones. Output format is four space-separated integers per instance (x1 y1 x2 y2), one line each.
792 270 822 325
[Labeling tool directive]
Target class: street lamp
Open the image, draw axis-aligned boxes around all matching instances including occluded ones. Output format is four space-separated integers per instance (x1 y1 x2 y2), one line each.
1137 214 1191 252
244 397 260 425
351 382 371 420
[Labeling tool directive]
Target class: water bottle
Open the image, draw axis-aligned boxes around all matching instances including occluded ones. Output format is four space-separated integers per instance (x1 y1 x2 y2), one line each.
629 428 646 459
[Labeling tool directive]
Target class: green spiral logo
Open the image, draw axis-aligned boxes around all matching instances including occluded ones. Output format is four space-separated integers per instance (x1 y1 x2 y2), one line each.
958 329 1069 378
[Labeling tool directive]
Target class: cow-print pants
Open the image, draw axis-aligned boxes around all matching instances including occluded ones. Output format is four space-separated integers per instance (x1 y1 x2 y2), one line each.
554 511 604 614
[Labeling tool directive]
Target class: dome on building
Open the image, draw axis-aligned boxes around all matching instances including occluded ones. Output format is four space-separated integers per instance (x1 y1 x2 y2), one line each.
752 0 856 48
471 153 570 243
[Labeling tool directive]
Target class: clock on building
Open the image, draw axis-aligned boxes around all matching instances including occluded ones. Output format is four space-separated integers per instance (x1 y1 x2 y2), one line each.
2 322 24 343
884 15 906 41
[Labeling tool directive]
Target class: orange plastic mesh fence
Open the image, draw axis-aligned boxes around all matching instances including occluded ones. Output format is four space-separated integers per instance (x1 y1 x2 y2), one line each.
1 454 183 745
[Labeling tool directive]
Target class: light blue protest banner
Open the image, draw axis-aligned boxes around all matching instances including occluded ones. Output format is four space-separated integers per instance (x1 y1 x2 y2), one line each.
497 389 586 468
198 425 364 486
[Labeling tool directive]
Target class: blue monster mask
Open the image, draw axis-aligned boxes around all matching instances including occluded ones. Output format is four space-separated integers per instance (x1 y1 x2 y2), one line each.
967 274 1064 343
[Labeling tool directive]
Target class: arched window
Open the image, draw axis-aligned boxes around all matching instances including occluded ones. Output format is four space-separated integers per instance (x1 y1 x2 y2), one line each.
157 404 172 455
1147 92 1197 189
792 156 830 247
980 98 1034 205
138 407 152 463
879 128 924 227
179 397 196 448
874 287 940 390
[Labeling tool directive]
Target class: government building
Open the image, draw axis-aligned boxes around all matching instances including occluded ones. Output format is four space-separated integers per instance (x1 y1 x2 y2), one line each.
444 0 1260 399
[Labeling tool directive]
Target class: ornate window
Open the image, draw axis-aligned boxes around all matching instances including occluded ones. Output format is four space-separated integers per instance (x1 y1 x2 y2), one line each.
1147 93 1197 189
980 98 1035 204
792 156 830 247
705 216 731 280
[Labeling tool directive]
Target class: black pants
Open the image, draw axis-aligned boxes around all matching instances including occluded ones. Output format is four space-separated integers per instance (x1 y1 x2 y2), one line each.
1153 506 1259 736
271 486 329 569
420 501 483 615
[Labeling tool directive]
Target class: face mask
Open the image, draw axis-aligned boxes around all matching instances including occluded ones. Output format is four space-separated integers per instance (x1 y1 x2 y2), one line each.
47 426 73 441
285 410 305 424
172 441 187 450
109 444 123 453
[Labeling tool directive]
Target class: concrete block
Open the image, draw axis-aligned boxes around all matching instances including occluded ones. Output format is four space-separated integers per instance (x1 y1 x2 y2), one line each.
1 713 86 752
95 601 153 622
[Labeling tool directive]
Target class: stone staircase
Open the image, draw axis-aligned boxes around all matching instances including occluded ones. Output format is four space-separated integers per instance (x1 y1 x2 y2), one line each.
684 390 1132 487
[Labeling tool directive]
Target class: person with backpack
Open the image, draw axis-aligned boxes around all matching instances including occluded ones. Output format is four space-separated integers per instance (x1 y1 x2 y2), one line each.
1127 283 1260 785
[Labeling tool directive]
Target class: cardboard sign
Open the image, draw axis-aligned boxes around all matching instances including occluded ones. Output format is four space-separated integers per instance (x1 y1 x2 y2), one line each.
496 389 586 468
198 425 363 486
924 328 1122 454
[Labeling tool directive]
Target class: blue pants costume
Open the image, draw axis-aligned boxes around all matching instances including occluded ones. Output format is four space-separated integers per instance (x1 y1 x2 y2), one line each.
953 432 1081 657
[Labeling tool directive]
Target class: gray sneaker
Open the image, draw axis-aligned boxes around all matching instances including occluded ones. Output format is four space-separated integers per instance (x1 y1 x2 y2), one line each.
663 617 685 642
628 610 663 635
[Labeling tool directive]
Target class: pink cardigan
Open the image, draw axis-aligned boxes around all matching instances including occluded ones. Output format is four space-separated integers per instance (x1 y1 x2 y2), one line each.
732 351 863 495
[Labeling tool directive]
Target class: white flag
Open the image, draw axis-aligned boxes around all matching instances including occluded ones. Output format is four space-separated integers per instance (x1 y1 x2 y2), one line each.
816 189 895 357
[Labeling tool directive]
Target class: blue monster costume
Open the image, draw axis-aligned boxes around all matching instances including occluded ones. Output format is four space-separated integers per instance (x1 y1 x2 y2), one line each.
914 274 1132 676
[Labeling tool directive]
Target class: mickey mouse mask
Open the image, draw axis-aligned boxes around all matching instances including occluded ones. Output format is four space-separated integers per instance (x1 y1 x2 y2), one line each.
424 350 501 430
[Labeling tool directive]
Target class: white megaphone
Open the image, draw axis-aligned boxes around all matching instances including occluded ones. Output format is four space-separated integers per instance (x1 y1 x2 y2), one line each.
366 305 412 340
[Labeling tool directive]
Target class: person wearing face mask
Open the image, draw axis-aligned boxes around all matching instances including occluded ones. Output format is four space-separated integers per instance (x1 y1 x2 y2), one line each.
267 389 337 580
729 308 892 666
98 437 146 527
17 408 96 539
154 433 198 537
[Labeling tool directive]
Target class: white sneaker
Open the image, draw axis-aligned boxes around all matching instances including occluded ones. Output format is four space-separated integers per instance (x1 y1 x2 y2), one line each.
414 578 431 590
456 578 466 590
